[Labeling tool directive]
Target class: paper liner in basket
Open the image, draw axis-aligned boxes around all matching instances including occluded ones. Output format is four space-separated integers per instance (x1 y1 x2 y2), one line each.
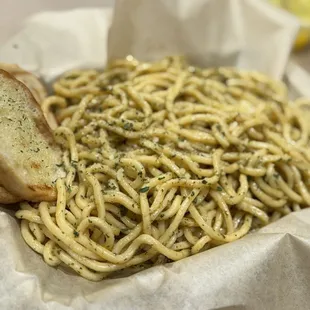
108 0 298 78
0 1 310 309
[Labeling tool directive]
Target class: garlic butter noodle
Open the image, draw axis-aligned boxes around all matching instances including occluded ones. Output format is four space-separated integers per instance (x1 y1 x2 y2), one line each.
16 56 310 281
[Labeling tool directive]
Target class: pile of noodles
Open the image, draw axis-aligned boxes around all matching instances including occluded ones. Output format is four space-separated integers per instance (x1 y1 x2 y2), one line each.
16 56 310 281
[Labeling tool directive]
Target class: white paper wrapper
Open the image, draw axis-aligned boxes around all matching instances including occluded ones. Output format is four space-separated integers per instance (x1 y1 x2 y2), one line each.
108 0 298 79
0 8 113 83
1 1 310 309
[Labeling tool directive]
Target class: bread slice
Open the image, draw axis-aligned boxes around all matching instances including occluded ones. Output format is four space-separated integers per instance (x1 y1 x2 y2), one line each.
0 63 47 104
0 63 59 131
0 64 53 204
0 69 64 202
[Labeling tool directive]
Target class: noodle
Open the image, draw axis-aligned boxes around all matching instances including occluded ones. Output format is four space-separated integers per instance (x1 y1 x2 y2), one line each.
15 55 310 281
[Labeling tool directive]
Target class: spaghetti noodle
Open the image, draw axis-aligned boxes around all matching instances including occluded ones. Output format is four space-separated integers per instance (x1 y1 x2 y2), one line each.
16 56 310 281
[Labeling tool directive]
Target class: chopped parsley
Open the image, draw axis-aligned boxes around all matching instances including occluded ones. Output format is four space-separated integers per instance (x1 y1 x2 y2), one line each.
124 122 134 131
139 186 150 193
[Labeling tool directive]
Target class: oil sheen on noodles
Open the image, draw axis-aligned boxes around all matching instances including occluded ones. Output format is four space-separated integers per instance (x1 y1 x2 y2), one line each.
16 56 310 281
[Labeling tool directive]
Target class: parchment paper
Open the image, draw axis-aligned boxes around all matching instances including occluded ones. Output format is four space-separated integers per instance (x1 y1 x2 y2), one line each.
1 1 310 309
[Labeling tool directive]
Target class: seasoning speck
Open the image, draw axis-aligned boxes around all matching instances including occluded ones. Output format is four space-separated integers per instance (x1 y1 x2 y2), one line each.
139 186 150 193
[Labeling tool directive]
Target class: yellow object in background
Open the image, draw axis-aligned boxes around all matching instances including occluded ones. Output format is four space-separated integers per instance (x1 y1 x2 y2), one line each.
294 28 310 51
268 0 310 50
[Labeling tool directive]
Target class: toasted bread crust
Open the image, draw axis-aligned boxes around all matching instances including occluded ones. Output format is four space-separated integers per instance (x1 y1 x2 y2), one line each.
0 185 21 204
0 63 58 130
0 63 47 104
0 69 64 202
